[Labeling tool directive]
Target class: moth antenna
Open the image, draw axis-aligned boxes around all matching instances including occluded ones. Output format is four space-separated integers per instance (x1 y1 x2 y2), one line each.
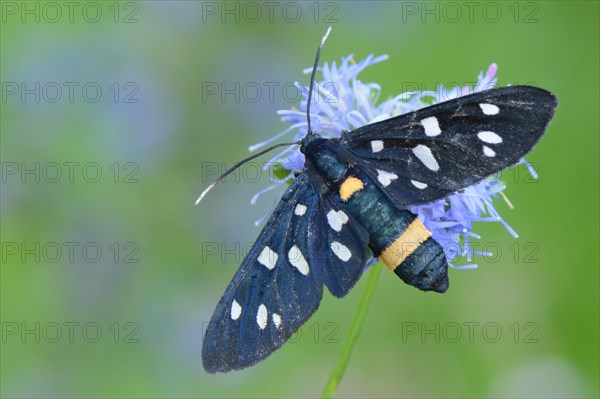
306 26 332 135
197 28 331 205
195 141 299 205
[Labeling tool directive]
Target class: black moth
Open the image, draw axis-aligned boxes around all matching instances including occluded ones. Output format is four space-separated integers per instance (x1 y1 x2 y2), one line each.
200 33 558 373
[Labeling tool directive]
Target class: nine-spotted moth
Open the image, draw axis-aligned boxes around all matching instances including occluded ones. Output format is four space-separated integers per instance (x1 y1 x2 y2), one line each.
198 29 558 373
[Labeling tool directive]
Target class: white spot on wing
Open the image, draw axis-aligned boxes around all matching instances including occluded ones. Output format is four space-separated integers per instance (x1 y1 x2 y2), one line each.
477 131 503 144
479 103 500 115
230 300 242 320
256 304 268 330
294 204 307 216
483 146 496 157
327 210 349 232
420 116 442 136
371 140 384 153
411 180 428 189
272 313 282 329
412 145 440 171
377 169 398 187
288 245 310 275
331 241 351 262
257 246 278 270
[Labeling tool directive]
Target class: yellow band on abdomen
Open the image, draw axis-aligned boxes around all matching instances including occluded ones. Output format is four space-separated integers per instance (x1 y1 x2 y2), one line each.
379 218 432 272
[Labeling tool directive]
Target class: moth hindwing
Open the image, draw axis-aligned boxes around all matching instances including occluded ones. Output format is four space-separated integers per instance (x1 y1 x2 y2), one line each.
202 85 557 372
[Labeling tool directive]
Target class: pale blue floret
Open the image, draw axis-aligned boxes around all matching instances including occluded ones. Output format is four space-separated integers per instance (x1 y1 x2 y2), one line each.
251 56 532 268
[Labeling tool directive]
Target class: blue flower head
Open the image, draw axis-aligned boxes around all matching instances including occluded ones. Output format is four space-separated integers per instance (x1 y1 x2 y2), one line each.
250 55 536 269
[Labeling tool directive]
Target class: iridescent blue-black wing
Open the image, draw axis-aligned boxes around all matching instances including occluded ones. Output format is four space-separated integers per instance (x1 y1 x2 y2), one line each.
201 171 369 373
341 86 558 207
202 173 321 373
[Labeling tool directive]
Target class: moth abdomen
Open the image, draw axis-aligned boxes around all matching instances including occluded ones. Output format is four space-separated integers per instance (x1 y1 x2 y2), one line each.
303 138 449 293
369 210 448 293
349 177 448 293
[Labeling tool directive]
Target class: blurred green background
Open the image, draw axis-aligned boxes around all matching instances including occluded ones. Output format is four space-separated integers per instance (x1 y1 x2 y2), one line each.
1 1 598 398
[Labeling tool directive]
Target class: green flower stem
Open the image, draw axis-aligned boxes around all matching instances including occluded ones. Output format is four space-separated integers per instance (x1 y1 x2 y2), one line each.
321 263 383 398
